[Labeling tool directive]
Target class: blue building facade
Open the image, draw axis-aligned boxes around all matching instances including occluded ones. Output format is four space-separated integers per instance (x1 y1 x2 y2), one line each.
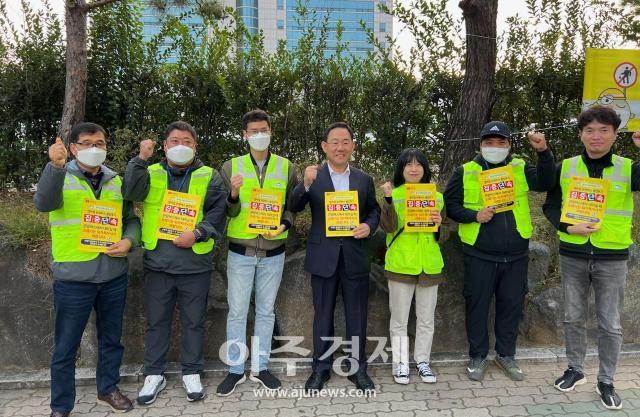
139 0 391 60
140 3 207 62
286 0 377 58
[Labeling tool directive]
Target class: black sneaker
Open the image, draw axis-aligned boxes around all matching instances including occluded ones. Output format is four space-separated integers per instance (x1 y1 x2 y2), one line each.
249 369 281 390
216 372 246 396
467 357 488 381
554 368 586 392
596 381 622 410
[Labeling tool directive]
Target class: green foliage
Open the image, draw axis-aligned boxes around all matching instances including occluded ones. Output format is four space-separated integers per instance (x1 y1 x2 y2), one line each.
0 192 49 248
0 0 635 193
0 0 64 189
493 0 637 163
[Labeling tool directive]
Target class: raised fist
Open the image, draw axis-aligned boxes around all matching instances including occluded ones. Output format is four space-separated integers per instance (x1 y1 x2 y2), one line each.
139 139 156 161
48 137 67 169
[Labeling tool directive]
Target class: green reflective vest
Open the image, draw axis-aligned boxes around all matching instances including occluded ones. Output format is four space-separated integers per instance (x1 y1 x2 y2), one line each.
226 153 290 240
558 154 633 249
458 158 533 245
141 163 214 254
49 173 123 262
384 184 445 275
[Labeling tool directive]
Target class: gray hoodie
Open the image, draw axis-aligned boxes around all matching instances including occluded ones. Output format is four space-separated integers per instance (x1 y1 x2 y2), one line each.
33 160 141 283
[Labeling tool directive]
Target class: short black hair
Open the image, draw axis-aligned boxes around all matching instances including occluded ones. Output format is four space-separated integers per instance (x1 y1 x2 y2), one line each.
242 109 271 130
324 122 354 142
69 122 107 143
164 121 198 141
393 148 432 187
578 106 622 131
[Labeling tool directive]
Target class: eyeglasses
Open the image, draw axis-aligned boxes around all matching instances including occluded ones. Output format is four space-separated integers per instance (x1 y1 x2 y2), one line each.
76 141 107 149
247 129 270 135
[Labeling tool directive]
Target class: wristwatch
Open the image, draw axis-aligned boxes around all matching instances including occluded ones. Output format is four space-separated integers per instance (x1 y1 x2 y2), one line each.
192 228 204 242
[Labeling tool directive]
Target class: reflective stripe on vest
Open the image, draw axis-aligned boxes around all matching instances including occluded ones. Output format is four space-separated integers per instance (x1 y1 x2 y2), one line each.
141 163 215 254
558 154 633 249
384 185 444 276
227 153 290 240
457 158 533 245
49 173 123 262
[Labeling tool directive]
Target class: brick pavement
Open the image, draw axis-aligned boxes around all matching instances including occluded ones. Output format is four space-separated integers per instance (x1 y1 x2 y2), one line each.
2 357 639 417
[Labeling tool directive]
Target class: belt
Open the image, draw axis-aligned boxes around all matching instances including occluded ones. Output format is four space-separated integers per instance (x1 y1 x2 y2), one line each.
228 241 286 258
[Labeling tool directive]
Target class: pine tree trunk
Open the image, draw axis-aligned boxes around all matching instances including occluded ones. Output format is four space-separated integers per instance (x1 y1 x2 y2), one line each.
59 1 89 144
439 0 498 181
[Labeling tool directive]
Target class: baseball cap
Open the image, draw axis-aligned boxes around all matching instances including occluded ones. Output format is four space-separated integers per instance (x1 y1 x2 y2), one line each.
480 121 511 140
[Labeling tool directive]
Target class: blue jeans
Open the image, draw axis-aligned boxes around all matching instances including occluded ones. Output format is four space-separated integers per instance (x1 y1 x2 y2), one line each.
226 251 284 374
50 274 128 413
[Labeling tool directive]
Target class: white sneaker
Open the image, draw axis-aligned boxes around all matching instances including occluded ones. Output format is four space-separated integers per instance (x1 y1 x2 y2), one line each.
393 363 410 385
137 375 166 405
417 362 436 383
182 374 206 402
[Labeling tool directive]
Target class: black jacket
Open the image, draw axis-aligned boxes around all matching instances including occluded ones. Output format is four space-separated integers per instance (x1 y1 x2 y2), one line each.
543 150 640 260
444 149 555 262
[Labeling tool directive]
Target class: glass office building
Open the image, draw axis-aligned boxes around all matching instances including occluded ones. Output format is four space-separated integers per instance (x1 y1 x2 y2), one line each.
286 0 377 58
140 3 207 62
140 0 391 59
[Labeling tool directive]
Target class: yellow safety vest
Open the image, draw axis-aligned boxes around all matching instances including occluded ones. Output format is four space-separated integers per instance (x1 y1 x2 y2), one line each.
458 158 533 245
558 154 633 249
49 173 123 262
384 185 445 275
226 153 290 240
141 163 214 254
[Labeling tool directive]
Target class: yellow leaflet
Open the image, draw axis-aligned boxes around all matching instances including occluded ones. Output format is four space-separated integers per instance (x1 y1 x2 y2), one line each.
560 177 609 225
325 191 359 237
245 187 284 234
79 199 122 253
157 190 201 240
479 165 515 213
404 183 439 233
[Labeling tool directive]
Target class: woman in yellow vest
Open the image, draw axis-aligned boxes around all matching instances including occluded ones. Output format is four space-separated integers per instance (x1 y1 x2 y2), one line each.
380 148 443 385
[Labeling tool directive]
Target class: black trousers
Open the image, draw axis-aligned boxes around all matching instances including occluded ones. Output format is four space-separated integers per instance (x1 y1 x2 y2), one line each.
143 269 211 375
311 249 370 373
463 255 528 359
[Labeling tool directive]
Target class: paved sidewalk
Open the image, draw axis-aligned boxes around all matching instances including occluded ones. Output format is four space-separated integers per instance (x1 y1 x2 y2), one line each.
1 357 639 417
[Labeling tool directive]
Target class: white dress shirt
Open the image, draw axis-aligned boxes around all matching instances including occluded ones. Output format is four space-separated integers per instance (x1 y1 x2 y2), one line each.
327 163 350 192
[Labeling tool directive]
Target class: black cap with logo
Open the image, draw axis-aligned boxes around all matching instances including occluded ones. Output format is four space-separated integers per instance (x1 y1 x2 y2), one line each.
480 121 512 140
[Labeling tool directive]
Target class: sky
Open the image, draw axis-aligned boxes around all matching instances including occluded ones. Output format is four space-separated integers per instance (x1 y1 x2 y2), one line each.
5 0 531 57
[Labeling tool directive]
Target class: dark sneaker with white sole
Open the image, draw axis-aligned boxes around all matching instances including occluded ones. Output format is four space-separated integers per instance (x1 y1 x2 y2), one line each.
467 357 488 381
216 372 246 396
494 355 525 381
249 369 281 390
554 368 586 392
597 381 622 410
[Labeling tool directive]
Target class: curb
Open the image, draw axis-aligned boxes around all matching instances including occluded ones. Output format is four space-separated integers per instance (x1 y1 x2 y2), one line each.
2 344 639 390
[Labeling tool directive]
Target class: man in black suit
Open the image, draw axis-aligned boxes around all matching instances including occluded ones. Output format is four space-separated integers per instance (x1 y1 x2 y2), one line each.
289 122 381 393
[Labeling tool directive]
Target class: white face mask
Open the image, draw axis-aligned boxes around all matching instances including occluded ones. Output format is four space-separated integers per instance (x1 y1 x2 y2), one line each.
481 147 510 164
166 145 194 165
247 133 271 152
76 147 107 168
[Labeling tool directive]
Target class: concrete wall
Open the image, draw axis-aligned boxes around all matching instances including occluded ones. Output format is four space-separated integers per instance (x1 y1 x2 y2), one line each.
1 231 639 371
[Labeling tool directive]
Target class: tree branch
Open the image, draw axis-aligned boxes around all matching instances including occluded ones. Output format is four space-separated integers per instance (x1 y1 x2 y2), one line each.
84 0 120 11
